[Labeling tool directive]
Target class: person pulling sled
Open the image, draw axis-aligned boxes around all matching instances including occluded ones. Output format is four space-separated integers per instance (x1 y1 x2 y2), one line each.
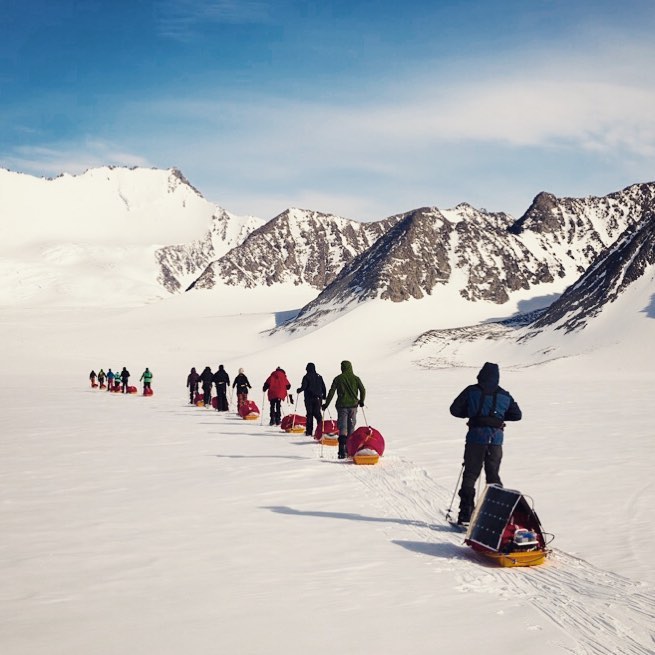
140 367 153 393
323 360 366 459
297 363 326 437
187 367 200 404
213 365 230 411
233 368 252 412
449 362 522 526
263 367 291 426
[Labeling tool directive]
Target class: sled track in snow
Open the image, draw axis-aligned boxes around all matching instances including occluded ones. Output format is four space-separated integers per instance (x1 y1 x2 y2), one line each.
338 455 655 655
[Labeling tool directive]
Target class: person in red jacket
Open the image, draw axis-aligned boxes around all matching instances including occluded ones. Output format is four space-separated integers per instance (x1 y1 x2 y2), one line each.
263 367 291 426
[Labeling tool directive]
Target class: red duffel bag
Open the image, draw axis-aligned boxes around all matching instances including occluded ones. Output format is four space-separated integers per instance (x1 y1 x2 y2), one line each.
347 426 385 457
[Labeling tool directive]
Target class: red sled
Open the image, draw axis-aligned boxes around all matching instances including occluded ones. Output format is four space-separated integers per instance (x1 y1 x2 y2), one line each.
280 414 306 433
211 397 219 409
143 387 154 396
91 382 99 388
239 401 260 420
99 384 106 389
112 384 122 393
314 419 338 441
347 426 385 458
127 386 138 394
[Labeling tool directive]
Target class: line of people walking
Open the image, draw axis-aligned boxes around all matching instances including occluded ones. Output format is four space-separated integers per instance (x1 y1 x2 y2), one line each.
89 367 152 393
186 361 366 459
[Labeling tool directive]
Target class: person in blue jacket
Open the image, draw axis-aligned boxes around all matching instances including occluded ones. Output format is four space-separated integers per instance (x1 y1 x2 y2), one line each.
449 362 522 525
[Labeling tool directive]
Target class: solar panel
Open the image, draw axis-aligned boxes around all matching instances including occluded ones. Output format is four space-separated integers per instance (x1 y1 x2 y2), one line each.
467 485 521 551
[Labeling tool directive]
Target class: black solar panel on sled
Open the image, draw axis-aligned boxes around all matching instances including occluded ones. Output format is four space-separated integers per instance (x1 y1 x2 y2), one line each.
467 485 521 551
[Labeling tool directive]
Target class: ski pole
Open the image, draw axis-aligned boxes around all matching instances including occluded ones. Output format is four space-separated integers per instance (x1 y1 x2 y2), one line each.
291 393 300 429
445 463 465 521
260 392 265 426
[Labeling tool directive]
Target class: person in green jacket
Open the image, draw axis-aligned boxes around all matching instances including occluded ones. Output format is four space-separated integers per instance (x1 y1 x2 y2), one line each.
140 367 153 392
322 360 366 459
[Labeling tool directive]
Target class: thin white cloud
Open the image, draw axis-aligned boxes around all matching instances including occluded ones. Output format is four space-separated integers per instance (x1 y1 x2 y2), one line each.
156 0 270 40
4 142 151 178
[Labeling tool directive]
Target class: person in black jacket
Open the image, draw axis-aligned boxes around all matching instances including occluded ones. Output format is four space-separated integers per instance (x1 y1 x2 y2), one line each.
187 367 200 404
449 362 522 525
213 365 230 411
120 367 130 394
232 368 252 412
297 362 327 437
199 366 214 406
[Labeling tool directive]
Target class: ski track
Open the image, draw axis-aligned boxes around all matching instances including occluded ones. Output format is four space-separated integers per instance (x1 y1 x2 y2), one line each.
333 452 655 655
153 402 655 655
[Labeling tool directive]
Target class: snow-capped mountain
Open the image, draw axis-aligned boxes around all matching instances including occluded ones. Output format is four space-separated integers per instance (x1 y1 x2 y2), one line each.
188 208 399 291
281 183 655 333
524 211 655 334
0 167 261 306
155 208 263 293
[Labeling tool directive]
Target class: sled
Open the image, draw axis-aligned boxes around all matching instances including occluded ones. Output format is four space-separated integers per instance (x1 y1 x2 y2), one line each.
195 399 205 407
127 386 138 394
239 401 260 421
211 397 218 409
91 382 98 388
352 447 380 465
99 384 106 389
320 435 339 446
143 387 153 396
347 426 385 461
465 484 549 568
280 414 307 433
314 419 338 441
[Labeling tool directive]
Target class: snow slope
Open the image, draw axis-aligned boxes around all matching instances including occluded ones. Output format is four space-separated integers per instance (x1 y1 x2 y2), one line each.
0 167 262 306
1 281 654 654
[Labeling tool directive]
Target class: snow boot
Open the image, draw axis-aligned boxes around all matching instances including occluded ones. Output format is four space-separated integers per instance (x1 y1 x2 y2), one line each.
338 435 347 459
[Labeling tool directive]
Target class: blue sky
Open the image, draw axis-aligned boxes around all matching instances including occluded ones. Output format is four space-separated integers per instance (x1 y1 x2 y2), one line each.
2 0 655 220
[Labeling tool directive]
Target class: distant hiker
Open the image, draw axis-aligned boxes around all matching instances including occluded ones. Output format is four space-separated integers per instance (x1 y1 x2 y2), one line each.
120 367 130 393
187 367 200 404
233 368 252 412
297 363 326 437
98 369 106 387
213 365 230 411
323 361 366 459
140 367 153 392
199 366 214 406
107 369 115 391
449 362 522 526
89 370 97 387
263 367 291 426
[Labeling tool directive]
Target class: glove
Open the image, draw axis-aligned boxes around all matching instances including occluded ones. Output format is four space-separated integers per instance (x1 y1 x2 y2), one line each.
296 388 302 394
358 401 364 407
289 394 294 403
321 404 327 411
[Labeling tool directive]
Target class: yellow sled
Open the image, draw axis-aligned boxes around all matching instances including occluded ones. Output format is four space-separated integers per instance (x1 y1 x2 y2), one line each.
481 549 547 568
243 413 259 421
321 435 339 446
195 401 205 407
286 425 305 434
353 448 381 465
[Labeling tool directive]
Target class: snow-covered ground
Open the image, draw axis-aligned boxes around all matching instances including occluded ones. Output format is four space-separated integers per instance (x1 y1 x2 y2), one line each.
2 287 654 654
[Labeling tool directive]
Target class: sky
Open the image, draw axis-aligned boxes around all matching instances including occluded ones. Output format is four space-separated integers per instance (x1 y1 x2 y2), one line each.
2 0 655 221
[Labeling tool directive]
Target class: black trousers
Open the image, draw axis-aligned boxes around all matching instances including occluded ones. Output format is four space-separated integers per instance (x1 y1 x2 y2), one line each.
215 383 228 411
304 397 322 436
269 399 282 425
189 386 197 403
202 385 212 405
458 443 503 522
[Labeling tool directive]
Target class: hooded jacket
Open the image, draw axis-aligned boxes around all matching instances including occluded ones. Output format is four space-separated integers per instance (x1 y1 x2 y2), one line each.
187 367 200 388
263 368 290 401
449 362 522 445
298 363 326 400
324 361 366 409
213 365 230 386
200 367 214 389
233 372 251 394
